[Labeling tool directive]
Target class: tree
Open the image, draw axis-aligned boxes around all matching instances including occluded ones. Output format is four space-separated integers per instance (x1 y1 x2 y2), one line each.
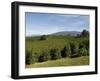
79 39 89 56
38 52 50 62
25 50 32 65
81 30 89 37
32 53 40 63
79 42 85 49
70 42 78 54
79 48 88 56
79 39 89 50
69 42 79 58
61 45 71 58
40 35 47 40
50 48 61 60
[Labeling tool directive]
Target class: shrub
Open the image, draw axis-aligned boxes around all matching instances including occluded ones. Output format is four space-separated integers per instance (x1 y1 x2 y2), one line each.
25 50 32 65
50 48 61 60
79 39 89 49
83 39 89 50
69 42 79 58
79 48 88 56
38 52 51 62
61 45 71 58
79 42 85 49
40 35 47 40
32 53 40 63
70 42 78 54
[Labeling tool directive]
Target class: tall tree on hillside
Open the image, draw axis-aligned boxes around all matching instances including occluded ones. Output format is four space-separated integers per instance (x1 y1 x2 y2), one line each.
81 30 89 37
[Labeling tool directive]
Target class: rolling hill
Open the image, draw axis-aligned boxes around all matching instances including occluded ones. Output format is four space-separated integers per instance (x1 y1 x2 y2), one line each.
51 31 81 36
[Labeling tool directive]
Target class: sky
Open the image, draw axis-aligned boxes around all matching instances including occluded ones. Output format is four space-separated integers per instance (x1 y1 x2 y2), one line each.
25 12 89 36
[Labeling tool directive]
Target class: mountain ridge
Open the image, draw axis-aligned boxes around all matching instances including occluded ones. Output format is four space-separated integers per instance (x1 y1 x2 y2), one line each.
51 31 81 36
26 31 81 37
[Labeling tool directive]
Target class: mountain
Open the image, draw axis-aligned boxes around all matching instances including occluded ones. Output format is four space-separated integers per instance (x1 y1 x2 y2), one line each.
26 31 81 37
51 31 81 36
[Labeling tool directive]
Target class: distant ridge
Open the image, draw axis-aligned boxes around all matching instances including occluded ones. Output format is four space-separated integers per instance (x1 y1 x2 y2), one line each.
51 31 81 36
26 31 81 37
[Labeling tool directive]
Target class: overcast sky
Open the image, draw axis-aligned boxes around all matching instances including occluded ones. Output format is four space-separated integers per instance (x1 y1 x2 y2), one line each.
25 12 89 36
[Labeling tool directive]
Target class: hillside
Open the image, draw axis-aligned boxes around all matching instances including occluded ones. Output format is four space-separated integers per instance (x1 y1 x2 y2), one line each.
26 35 88 55
26 31 81 37
26 34 89 68
51 31 81 36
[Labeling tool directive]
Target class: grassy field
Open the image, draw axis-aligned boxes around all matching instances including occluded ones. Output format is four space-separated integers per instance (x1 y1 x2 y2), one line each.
26 35 89 68
26 35 88 54
26 56 89 68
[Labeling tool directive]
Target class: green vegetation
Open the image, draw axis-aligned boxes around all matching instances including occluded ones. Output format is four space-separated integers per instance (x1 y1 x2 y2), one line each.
40 35 47 40
50 48 61 60
38 52 51 62
25 30 89 68
79 48 89 56
26 50 32 65
61 46 71 58
69 42 79 58
26 56 89 68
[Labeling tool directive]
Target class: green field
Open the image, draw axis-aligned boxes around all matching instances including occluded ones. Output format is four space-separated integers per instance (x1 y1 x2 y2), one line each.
26 56 89 68
26 35 88 54
25 35 89 68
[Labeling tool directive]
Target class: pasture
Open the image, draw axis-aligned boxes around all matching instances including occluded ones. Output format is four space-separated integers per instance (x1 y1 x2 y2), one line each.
25 35 89 68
